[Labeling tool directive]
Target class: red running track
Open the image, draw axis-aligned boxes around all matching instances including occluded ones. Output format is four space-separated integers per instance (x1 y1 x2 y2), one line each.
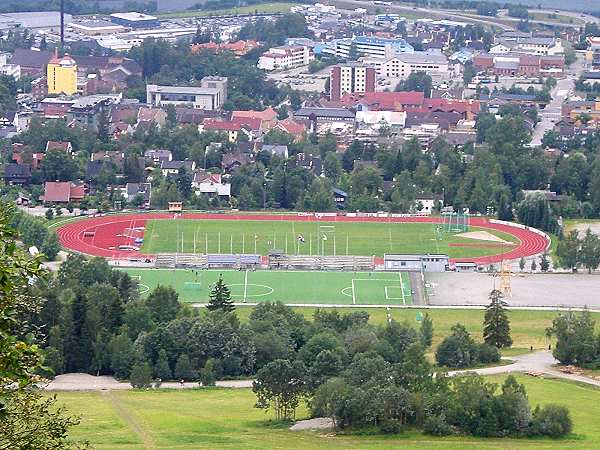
56 213 550 264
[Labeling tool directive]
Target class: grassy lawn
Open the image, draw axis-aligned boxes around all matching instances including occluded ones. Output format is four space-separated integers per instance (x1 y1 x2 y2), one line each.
141 219 518 258
122 268 413 305
156 2 295 18
56 375 600 449
529 12 583 25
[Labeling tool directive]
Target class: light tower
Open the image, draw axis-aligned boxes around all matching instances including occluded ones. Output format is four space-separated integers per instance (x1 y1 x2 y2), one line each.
499 260 512 297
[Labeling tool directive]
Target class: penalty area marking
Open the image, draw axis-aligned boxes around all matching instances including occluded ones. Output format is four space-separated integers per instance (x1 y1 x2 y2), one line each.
384 286 403 301
139 283 150 295
228 284 274 298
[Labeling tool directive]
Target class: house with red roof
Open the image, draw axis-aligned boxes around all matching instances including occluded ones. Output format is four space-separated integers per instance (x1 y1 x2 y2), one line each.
232 107 278 128
191 40 259 56
337 91 425 111
273 118 307 141
45 140 73 154
41 181 86 204
201 117 263 142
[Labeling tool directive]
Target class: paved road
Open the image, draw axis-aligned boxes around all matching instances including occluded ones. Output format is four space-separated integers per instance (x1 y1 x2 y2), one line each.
450 350 600 388
530 53 585 147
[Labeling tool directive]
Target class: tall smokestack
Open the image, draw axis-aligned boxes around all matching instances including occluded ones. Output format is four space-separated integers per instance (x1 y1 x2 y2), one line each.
60 0 64 44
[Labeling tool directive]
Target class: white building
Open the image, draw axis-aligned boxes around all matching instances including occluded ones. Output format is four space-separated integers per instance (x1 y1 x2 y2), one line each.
257 45 314 71
192 172 231 197
363 51 452 82
324 36 414 60
0 52 20 80
146 77 227 110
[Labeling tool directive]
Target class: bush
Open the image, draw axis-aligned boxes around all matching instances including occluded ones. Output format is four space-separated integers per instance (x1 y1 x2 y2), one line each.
380 418 402 434
130 362 153 389
45 208 54 220
529 404 572 438
477 343 501 364
423 414 453 436
199 358 217 387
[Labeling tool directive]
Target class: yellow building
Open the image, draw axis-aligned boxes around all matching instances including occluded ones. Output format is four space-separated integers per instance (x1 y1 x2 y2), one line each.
47 51 77 95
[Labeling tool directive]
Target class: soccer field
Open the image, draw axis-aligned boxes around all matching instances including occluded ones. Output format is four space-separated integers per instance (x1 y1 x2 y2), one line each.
140 219 518 258
122 268 413 306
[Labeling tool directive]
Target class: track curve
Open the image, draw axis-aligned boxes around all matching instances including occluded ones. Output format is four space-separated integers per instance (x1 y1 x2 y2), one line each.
56 213 550 264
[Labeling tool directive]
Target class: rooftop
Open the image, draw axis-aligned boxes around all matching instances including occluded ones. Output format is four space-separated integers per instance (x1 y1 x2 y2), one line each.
110 12 158 21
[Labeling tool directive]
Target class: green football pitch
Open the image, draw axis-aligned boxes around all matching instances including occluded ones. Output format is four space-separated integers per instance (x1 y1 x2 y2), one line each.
122 268 413 306
140 219 518 258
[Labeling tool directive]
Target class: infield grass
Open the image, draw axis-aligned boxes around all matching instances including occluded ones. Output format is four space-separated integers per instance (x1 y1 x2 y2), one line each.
56 375 600 449
123 268 413 306
141 219 518 258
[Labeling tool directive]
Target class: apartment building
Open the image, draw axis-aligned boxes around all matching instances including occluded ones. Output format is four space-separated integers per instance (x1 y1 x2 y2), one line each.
363 51 451 81
330 63 376 101
146 77 228 110
257 45 313 71
325 36 414 60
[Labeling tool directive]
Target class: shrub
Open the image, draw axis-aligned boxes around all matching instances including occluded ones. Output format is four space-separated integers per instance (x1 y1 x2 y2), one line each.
477 343 501 364
423 414 453 436
529 404 572 438
380 419 402 434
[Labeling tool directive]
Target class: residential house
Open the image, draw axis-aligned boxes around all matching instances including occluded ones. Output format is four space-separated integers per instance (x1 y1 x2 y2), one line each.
415 193 443 215
201 117 262 142
160 160 196 177
124 182 152 206
231 107 278 129
273 118 307 141
333 188 348 209
191 172 231 197
41 181 86 203
293 153 322 175
144 149 173 165
222 152 254 173
261 144 289 158
46 140 73 154
3 163 31 185
137 107 167 128
91 151 125 169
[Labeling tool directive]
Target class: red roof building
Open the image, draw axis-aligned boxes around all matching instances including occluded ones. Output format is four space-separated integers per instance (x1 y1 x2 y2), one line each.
41 181 86 203
46 140 73 153
337 92 425 111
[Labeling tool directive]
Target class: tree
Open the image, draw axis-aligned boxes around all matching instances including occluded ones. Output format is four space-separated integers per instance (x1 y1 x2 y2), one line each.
45 208 54 220
0 205 82 449
145 285 181 323
519 257 525 272
323 152 342 182
396 72 433 98
435 323 478 368
556 230 580 272
154 349 172 380
199 358 217 386
530 404 572 437
580 229 600 274
97 108 110 143
253 359 307 421
42 231 61 261
546 310 597 365
174 354 194 381
483 289 512 348
130 362 153 388
539 253 550 272
207 275 235 312
530 259 537 272
419 313 433 347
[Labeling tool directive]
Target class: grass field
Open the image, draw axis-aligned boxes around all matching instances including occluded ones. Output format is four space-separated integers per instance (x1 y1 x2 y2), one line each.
156 2 294 18
141 219 518 258
123 268 413 305
55 375 600 449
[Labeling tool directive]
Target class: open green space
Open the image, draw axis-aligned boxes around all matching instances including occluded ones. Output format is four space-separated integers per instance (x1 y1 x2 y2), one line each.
156 2 295 18
141 219 518 258
56 375 600 449
123 268 413 306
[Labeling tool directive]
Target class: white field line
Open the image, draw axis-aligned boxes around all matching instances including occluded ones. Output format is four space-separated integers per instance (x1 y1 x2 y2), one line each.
351 279 356 305
399 272 406 305
243 269 248 303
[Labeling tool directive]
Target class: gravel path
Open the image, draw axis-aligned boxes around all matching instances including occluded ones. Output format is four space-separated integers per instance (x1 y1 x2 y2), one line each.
449 350 600 388
45 352 600 391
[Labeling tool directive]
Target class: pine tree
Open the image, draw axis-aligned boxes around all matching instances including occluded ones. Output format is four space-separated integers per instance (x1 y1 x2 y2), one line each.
519 257 525 272
154 349 172 380
419 313 433 347
483 289 512 348
207 275 235 312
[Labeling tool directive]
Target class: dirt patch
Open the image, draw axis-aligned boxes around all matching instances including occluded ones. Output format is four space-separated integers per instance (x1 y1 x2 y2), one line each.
571 222 600 236
290 417 334 431
457 231 511 244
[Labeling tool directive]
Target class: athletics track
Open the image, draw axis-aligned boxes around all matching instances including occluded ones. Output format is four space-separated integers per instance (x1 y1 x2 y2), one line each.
56 213 550 265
